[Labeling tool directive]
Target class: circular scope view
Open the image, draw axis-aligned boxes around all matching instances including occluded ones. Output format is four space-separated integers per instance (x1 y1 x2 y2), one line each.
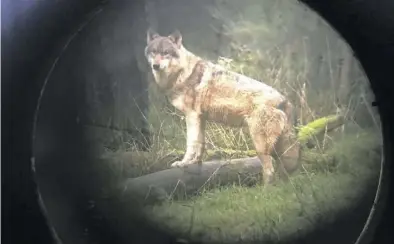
33 0 383 243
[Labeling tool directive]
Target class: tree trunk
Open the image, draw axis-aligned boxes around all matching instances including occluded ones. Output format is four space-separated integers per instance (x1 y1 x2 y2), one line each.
338 44 353 104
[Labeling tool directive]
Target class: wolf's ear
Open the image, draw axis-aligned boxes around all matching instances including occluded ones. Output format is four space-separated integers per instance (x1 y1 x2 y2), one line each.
147 28 159 43
168 30 182 47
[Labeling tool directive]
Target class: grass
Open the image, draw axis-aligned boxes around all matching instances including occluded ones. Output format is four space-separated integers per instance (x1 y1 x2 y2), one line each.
144 176 361 242
95 106 381 243
136 130 381 243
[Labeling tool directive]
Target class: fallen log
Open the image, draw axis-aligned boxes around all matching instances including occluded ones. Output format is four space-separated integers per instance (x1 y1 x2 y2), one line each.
118 151 336 204
117 114 345 204
120 156 262 204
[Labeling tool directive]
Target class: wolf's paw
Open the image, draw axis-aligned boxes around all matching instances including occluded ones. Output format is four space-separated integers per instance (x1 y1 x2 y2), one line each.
171 160 188 168
263 172 275 185
171 159 201 168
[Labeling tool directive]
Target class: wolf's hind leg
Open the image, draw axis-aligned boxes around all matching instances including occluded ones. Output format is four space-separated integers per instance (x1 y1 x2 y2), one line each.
171 112 206 168
247 107 286 184
272 122 301 180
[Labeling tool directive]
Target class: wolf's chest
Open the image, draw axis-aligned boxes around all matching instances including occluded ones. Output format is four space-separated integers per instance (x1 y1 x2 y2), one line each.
168 94 187 112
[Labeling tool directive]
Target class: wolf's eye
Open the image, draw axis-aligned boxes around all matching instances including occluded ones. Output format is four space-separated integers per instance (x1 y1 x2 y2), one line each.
163 50 169 56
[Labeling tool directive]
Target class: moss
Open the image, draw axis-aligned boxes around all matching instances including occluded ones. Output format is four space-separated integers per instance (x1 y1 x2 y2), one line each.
297 115 343 144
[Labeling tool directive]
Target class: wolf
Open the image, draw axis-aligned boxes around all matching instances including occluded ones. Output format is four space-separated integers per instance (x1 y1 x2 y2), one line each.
144 29 301 184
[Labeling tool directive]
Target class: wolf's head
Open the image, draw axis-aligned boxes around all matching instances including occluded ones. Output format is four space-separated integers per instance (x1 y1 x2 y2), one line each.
145 29 187 85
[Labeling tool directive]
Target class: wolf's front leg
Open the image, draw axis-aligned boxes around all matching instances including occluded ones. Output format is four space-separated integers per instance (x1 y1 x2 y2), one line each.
171 112 206 168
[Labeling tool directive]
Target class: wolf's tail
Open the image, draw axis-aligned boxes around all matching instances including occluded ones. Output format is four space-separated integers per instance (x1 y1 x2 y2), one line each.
276 100 345 174
276 99 345 146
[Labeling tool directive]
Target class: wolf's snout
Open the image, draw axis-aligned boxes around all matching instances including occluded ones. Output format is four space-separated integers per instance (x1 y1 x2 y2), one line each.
152 64 160 71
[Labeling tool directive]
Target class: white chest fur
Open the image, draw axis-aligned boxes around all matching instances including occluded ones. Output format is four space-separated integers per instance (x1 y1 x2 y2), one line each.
169 94 186 112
